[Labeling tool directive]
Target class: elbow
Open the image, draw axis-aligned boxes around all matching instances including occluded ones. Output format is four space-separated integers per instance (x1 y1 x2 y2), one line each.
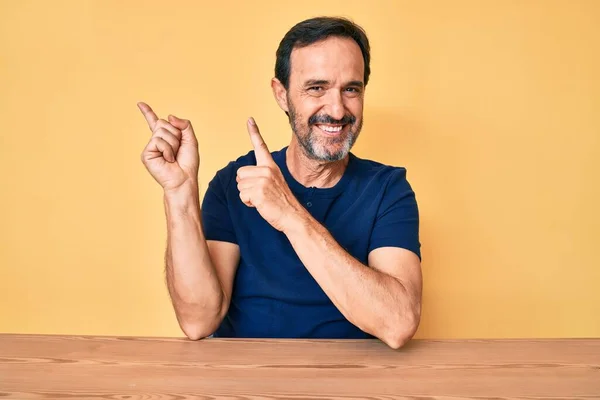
176 297 227 341
179 308 223 340
182 325 206 341
384 333 412 350
181 321 217 341
382 307 421 350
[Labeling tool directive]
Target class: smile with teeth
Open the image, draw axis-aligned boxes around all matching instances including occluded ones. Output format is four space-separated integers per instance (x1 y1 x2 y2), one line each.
316 124 344 133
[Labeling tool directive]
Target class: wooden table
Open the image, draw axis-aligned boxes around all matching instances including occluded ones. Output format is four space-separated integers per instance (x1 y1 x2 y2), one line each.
1 334 599 399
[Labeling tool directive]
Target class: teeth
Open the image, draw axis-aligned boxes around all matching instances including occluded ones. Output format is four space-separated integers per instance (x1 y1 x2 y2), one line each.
317 125 343 133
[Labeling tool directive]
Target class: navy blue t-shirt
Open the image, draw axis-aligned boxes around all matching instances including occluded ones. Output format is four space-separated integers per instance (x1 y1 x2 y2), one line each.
201 147 420 339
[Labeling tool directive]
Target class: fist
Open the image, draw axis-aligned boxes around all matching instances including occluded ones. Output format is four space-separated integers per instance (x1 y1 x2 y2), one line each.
138 102 200 192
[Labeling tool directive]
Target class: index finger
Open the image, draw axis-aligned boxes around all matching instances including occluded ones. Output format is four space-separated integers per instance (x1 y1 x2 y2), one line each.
247 117 273 166
137 102 159 132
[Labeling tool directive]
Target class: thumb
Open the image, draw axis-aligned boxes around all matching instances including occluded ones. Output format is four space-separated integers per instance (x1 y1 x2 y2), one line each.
247 117 274 166
168 114 198 145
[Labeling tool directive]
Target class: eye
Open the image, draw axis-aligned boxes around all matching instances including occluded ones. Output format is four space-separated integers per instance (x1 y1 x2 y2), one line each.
343 87 363 98
308 86 324 92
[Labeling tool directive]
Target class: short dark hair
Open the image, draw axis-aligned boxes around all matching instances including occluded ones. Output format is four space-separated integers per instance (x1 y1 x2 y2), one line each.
275 17 371 89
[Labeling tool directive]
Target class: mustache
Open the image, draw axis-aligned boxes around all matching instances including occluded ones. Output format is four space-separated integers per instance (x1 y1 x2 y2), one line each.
309 113 356 126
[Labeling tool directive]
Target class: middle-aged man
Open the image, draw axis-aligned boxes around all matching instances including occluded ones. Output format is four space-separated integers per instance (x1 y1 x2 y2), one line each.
138 16 422 349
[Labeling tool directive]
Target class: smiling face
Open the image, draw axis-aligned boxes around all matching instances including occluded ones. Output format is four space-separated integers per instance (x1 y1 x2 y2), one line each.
273 36 365 162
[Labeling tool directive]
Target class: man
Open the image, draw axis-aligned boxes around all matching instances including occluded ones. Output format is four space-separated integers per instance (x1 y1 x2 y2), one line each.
138 17 422 349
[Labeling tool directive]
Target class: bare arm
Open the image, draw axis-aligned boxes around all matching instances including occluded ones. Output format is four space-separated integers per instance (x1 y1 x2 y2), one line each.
163 183 239 340
138 102 239 340
286 213 422 349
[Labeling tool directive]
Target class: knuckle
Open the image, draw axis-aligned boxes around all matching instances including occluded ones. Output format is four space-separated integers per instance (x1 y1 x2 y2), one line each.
155 127 168 136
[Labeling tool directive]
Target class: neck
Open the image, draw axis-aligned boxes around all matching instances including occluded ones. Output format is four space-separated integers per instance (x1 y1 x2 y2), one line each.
286 139 349 189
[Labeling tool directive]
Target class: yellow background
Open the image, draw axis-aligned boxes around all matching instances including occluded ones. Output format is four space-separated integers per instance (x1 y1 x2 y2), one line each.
1 0 598 338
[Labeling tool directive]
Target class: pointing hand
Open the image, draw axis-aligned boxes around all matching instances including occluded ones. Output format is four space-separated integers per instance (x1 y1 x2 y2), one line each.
138 102 200 192
236 118 304 232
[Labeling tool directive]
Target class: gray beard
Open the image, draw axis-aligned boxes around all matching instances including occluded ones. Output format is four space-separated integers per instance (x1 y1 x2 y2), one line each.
288 103 362 162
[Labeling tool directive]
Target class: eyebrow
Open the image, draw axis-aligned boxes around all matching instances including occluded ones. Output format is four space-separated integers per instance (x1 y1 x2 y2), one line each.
304 79 330 87
346 80 365 88
304 79 364 88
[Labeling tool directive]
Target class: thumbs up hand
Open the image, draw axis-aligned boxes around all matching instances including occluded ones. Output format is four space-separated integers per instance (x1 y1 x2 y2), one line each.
236 118 304 232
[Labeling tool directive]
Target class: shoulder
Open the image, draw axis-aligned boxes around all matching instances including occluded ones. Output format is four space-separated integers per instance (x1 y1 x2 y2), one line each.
348 153 413 194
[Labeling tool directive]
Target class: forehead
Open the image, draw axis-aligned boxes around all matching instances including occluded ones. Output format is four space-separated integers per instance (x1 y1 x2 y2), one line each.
289 36 364 85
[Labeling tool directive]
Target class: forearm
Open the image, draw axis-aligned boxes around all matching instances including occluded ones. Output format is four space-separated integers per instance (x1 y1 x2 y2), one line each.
285 212 419 348
163 182 224 339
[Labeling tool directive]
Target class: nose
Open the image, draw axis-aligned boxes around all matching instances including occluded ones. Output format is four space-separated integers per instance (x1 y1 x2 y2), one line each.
325 90 345 121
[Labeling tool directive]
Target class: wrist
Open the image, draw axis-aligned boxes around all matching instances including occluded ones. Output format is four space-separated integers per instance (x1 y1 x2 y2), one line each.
282 205 313 237
163 181 200 209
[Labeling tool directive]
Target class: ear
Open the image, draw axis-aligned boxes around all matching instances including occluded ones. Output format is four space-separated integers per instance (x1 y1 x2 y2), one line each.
271 77 289 113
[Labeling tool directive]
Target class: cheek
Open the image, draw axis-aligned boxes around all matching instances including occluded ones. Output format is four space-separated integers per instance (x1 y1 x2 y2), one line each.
295 96 323 117
346 97 364 116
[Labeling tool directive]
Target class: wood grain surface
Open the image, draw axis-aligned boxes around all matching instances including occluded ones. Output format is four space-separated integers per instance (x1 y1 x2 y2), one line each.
1 334 599 399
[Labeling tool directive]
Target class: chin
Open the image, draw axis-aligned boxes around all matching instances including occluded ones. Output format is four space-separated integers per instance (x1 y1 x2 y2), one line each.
311 142 352 162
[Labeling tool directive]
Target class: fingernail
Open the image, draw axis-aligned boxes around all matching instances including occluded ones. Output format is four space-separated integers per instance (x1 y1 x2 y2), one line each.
248 117 256 126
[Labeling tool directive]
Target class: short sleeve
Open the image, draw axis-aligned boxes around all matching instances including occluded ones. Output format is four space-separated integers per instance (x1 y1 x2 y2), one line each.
368 168 421 260
201 165 237 244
